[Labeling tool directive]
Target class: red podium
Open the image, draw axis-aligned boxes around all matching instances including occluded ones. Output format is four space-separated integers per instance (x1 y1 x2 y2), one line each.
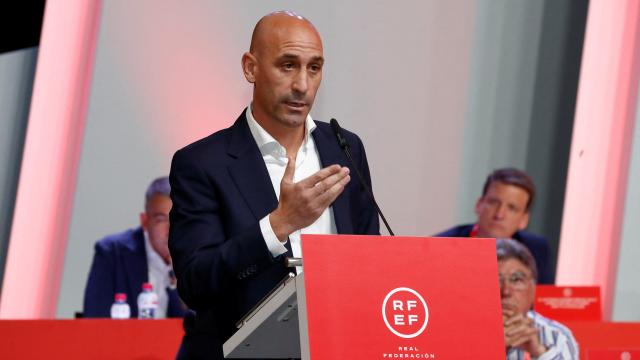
224 235 505 359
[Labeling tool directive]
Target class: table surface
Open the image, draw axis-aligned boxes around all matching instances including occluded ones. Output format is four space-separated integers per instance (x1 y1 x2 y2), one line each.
0 319 638 359
0 319 184 359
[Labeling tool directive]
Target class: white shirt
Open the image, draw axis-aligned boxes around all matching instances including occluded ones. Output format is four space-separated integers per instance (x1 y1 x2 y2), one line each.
245 105 337 272
143 231 172 318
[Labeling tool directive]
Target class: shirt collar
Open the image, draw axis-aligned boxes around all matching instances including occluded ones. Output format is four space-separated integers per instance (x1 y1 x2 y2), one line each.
143 231 171 272
245 104 317 155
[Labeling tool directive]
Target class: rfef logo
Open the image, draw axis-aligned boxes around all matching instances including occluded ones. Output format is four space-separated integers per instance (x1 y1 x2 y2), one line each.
382 287 429 338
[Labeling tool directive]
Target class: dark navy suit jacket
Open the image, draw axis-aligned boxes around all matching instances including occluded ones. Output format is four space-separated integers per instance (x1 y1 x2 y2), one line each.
435 224 554 284
83 226 187 318
169 111 380 359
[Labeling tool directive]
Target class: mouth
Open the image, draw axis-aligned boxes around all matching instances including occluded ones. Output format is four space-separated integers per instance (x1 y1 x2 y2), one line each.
284 100 306 111
501 301 516 310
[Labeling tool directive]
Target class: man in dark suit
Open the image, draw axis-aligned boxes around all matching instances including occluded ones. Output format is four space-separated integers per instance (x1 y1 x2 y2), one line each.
83 177 187 318
169 11 379 359
436 168 554 284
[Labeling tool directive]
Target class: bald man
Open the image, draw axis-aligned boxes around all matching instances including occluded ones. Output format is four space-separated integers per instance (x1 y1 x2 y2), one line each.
169 12 379 359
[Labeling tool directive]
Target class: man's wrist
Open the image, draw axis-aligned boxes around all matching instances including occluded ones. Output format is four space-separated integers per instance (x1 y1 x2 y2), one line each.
532 344 547 357
269 210 293 242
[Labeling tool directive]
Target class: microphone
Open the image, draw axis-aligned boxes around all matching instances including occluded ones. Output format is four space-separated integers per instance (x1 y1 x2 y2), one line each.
329 118 395 236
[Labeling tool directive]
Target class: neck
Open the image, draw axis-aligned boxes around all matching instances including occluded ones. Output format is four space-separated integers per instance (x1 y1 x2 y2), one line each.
252 109 306 156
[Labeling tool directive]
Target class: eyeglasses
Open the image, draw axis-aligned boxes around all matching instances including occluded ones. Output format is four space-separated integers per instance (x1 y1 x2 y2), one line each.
499 271 533 290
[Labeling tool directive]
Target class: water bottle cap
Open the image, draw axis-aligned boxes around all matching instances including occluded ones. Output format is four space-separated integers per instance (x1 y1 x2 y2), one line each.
114 293 127 302
142 282 153 291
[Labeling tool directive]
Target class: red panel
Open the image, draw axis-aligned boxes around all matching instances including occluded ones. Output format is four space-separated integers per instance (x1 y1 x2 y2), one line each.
301 235 504 359
587 349 640 360
0 319 183 359
564 321 640 350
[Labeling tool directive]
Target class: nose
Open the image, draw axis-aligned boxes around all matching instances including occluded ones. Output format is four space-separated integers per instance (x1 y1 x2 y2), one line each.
494 203 507 219
292 69 308 95
500 282 511 298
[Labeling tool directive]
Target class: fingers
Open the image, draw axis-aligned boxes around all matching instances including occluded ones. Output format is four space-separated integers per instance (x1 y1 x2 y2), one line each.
300 164 342 187
509 327 539 347
311 176 349 211
282 155 296 184
506 322 534 338
504 313 529 327
313 167 350 196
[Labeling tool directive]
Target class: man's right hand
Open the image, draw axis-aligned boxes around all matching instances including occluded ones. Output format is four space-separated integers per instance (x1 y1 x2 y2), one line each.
269 156 350 241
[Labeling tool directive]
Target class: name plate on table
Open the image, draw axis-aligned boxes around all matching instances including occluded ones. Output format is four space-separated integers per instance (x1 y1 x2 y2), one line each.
535 286 602 321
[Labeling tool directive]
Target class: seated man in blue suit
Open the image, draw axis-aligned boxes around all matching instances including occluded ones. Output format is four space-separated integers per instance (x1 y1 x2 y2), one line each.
83 176 187 318
169 11 380 359
436 168 554 284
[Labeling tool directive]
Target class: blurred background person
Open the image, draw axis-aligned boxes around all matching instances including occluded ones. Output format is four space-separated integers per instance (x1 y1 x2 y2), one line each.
83 176 187 318
437 168 554 284
497 238 578 359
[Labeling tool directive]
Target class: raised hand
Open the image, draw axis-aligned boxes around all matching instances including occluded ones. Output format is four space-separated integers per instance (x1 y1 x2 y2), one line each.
269 156 350 241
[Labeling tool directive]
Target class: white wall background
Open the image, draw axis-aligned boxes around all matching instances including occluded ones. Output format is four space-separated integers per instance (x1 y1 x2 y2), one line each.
613 82 640 321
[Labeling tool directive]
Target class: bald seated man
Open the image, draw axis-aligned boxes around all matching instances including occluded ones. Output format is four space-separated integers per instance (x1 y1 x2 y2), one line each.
169 11 380 359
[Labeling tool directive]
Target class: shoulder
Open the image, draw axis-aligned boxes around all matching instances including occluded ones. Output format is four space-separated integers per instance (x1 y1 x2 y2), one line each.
172 111 249 167
314 120 363 143
513 230 548 248
173 127 233 166
531 311 577 343
94 227 143 254
435 224 473 237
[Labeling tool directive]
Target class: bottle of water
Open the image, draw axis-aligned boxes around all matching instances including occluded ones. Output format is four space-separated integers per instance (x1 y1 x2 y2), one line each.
110 293 131 319
137 282 158 319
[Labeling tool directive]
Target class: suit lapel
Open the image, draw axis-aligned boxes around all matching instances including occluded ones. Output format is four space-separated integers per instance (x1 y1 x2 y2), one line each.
226 112 279 224
125 228 148 300
312 123 353 234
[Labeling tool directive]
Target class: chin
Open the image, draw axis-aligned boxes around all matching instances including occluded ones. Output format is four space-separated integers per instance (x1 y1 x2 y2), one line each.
279 116 306 128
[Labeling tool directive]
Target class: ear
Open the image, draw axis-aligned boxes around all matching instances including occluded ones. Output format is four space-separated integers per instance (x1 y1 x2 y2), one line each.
474 197 483 216
518 212 530 230
241 52 257 83
139 212 148 231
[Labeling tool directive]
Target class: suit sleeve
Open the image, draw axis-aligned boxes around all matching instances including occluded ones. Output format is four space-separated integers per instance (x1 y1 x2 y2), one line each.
169 149 278 311
83 241 115 318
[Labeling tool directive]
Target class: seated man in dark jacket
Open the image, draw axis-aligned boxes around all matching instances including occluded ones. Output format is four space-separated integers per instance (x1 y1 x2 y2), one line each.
83 176 187 318
436 168 554 284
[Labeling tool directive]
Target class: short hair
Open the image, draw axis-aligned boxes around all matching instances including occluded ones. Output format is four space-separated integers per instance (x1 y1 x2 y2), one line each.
145 176 170 205
482 168 536 210
496 238 538 282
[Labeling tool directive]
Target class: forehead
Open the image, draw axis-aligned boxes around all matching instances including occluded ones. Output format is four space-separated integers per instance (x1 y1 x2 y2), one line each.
485 182 529 202
259 19 323 57
498 258 531 275
146 194 172 211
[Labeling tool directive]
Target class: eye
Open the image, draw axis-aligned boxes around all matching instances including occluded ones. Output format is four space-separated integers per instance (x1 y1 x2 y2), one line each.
487 198 499 206
309 63 322 73
282 62 295 70
153 214 169 222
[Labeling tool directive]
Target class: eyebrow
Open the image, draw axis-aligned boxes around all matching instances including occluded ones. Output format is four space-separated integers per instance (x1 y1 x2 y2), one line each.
278 53 325 64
